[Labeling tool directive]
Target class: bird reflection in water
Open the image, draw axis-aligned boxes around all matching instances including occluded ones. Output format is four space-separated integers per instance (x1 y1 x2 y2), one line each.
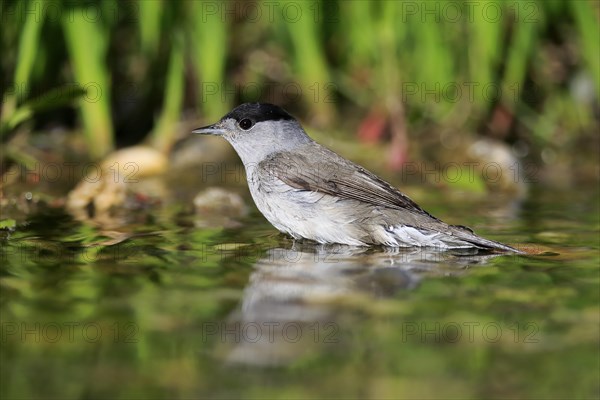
217 243 504 366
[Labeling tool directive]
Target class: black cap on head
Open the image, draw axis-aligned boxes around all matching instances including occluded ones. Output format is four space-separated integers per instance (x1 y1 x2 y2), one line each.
222 103 295 124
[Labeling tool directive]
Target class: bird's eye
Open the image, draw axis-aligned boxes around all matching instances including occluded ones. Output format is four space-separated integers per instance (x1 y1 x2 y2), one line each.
239 118 254 130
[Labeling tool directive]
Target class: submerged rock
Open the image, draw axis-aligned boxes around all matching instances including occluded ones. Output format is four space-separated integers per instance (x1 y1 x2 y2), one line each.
66 146 167 227
193 187 248 228
468 138 527 196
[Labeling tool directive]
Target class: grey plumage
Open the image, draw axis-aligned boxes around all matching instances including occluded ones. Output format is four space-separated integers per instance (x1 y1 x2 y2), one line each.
194 103 521 253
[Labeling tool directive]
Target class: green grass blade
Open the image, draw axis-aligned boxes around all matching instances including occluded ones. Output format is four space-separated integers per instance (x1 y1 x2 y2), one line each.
1 0 45 128
152 31 184 152
62 5 114 159
570 0 600 95
283 0 335 124
138 0 163 55
13 0 44 102
501 13 539 111
2 85 86 138
189 1 228 120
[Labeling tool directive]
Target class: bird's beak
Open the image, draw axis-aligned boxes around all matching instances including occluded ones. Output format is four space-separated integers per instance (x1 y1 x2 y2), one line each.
192 122 226 136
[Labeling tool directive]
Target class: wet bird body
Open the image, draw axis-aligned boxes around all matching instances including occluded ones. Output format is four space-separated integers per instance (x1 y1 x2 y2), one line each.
194 103 519 252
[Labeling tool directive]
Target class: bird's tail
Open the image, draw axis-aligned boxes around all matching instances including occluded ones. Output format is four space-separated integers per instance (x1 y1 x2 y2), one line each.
448 225 524 254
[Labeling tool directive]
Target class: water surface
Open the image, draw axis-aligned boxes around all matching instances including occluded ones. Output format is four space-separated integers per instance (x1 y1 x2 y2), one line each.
1 185 598 399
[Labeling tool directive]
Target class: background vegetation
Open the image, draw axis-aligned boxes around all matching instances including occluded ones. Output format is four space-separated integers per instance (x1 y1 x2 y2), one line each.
1 0 598 172
1 2 599 399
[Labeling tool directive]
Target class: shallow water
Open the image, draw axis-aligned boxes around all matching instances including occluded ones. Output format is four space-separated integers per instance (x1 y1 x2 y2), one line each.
1 185 598 399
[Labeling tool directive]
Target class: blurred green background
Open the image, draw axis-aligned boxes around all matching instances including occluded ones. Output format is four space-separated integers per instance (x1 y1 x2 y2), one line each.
1 2 599 399
1 0 598 173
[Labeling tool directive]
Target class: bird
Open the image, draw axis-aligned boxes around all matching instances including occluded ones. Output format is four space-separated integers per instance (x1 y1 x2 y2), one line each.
193 103 521 252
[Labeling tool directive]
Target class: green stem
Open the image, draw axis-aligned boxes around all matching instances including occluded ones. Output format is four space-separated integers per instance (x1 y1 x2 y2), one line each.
62 6 114 159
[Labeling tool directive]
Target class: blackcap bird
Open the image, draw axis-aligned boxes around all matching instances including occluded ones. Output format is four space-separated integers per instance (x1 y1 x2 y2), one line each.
194 103 520 252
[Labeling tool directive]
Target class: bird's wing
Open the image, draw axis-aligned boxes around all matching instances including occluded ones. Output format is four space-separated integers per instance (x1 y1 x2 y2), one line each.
258 147 437 218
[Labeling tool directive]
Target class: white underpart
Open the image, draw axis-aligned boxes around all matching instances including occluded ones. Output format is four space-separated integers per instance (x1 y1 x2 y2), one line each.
247 170 475 249
251 180 368 246
376 225 473 249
